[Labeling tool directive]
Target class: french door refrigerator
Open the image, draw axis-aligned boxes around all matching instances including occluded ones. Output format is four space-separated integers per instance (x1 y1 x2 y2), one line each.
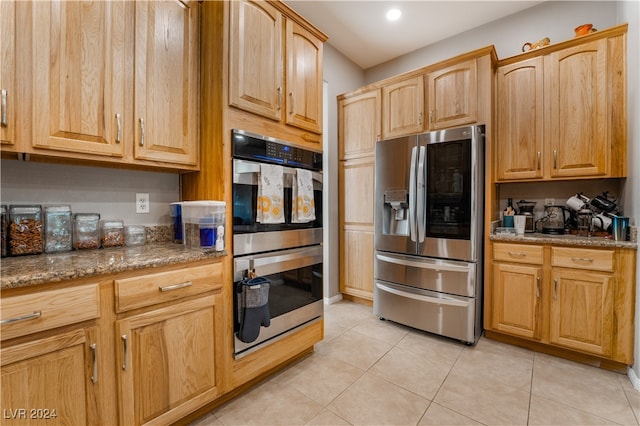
373 125 484 344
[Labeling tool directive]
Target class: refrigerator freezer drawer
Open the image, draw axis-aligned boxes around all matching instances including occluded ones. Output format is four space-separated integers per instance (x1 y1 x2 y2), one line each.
373 280 478 344
375 251 477 297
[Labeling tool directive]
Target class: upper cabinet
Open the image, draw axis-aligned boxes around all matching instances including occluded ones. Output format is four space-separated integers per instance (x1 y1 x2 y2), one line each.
426 59 478 130
3 0 200 171
339 89 381 160
381 75 424 139
0 0 15 149
229 0 324 139
133 0 200 167
495 25 627 182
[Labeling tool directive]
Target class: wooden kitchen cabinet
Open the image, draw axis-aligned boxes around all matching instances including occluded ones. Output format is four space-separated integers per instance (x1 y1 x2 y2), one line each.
1 283 102 425
486 241 635 367
229 0 324 140
495 24 627 181
381 75 425 139
0 0 16 149
426 59 478 130
338 89 381 160
115 263 224 426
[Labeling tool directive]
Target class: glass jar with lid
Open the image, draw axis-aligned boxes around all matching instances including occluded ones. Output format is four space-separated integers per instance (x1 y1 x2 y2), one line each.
101 219 125 248
1 205 7 257
125 225 146 246
8 205 44 256
44 205 73 253
73 213 100 250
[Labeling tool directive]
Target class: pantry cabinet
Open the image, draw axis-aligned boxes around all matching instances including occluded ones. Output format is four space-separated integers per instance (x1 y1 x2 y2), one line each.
487 241 635 366
338 89 381 160
0 0 15 148
426 59 478 130
1 283 102 425
495 24 627 181
381 75 424 139
229 0 324 139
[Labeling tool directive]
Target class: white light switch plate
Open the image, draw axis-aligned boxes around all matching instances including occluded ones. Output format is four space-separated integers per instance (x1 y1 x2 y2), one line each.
136 193 150 213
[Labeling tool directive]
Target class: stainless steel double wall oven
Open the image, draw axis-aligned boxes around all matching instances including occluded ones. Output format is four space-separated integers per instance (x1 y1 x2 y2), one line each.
231 129 323 358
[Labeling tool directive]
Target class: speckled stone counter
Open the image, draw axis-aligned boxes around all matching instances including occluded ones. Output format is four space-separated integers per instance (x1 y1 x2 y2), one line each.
1 243 227 290
490 232 638 249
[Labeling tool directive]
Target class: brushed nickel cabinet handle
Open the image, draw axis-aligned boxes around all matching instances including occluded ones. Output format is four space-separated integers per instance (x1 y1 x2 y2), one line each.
0 311 41 325
139 118 145 147
115 113 121 143
537 151 541 170
553 149 557 169
159 281 193 292
289 92 294 114
536 276 541 298
418 112 423 126
277 87 282 110
121 334 129 371
553 279 558 300
507 251 527 257
1 89 7 127
90 343 98 384
429 110 433 123
571 257 594 263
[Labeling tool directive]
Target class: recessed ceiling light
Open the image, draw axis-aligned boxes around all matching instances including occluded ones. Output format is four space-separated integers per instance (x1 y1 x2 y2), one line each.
386 8 401 21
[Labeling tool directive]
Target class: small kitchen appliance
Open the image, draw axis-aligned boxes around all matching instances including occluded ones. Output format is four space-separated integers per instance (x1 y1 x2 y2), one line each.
576 208 593 237
516 200 536 233
539 205 570 235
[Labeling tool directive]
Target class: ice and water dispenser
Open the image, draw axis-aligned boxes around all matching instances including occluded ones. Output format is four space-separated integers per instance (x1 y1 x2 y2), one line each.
382 189 409 236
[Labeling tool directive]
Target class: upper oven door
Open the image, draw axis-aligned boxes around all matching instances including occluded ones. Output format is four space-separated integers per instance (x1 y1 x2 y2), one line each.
232 158 323 234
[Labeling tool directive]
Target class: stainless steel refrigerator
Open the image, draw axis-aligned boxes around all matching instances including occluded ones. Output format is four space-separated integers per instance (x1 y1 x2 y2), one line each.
373 125 484 344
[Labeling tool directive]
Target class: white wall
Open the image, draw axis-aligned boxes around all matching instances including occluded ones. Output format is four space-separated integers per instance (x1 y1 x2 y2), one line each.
0 159 179 225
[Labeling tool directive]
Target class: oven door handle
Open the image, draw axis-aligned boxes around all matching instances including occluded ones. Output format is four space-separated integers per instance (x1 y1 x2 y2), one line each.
234 159 322 183
236 246 323 279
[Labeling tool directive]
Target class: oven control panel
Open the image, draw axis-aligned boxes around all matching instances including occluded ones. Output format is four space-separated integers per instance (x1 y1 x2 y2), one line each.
232 129 322 171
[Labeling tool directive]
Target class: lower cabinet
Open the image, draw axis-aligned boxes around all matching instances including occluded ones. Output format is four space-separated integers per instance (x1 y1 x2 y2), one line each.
488 242 635 366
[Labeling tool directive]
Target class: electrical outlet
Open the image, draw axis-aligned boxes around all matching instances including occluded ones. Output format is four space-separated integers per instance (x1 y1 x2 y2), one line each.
136 193 150 214
544 198 555 206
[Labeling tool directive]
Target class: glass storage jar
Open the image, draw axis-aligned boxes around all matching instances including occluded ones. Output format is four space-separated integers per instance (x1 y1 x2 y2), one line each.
73 213 100 250
125 225 146 246
100 219 125 248
8 205 44 256
1 205 7 258
44 205 73 253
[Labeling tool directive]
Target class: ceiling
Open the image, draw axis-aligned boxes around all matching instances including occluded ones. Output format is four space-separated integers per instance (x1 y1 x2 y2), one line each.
284 1 544 69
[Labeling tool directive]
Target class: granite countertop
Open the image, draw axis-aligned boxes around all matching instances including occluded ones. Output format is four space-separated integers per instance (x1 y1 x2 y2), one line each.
1 243 227 290
490 232 638 249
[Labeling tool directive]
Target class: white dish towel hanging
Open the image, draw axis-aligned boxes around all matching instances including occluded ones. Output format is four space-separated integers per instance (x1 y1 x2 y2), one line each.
292 169 316 223
257 164 285 224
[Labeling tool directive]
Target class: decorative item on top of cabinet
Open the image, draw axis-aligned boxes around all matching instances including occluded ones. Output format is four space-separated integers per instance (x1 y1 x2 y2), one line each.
426 58 478 130
381 75 425 139
229 0 325 137
495 24 627 181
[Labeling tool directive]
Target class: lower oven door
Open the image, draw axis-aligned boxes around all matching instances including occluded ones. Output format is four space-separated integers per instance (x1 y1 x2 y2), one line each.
373 280 478 344
233 245 323 358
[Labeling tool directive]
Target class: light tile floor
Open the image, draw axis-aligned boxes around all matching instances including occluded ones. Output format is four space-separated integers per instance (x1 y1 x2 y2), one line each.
192 300 640 426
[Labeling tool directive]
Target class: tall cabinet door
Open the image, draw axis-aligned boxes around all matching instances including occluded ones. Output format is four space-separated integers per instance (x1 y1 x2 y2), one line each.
30 0 126 157
285 19 323 134
496 57 544 180
134 0 199 166
427 59 477 130
546 39 608 178
229 0 283 121
0 0 15 149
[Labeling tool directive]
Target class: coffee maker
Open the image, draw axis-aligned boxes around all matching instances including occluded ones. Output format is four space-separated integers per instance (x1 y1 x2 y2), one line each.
516 200 536 233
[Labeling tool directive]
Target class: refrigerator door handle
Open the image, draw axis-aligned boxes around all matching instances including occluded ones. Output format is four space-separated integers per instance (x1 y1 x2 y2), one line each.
416 146 426 242
376 282 469 307
376 252 471 273
408 146 418 242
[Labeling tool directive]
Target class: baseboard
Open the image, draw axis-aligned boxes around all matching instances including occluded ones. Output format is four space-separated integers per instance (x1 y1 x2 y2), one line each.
324 294 343 305
628 367 640 391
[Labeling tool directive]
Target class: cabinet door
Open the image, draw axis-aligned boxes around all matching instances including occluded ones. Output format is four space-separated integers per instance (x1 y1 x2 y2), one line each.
492 263 543 340
550 268 614 357
285 19 323 134
338 90 381 160
340 229 374 300
0 0 15 149
382 75 425 139
1 328 100 425
546 39 608 178
427 59 477 130
229 0 283 121
30 1 126 157
496 57 544 180
134 0 199 167
116 295 220 426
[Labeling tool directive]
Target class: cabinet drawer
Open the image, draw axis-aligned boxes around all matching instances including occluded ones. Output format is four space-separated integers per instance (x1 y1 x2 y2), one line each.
115 263 222 313
552 247 614 272
493 243 543 265
1 283 99 341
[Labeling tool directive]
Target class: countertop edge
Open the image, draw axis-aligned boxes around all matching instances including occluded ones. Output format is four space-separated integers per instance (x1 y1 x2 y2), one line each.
489 233 638 249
